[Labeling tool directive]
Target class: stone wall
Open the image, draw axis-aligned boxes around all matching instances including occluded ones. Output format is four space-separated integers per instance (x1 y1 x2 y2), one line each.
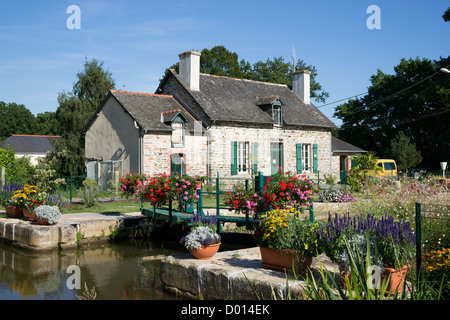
142 129 208 177
208 122 333 183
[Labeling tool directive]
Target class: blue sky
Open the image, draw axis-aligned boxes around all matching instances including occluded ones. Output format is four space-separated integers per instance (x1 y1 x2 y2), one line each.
0 0 449 126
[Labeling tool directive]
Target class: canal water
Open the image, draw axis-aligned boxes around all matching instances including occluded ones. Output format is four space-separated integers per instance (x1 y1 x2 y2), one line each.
0 238 185 300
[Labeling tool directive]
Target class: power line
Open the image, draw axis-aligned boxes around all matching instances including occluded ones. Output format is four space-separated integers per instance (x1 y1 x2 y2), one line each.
317 92 367 108
325 64 450 119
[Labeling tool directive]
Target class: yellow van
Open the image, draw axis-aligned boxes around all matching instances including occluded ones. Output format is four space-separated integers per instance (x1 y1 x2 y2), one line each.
376 159 398 179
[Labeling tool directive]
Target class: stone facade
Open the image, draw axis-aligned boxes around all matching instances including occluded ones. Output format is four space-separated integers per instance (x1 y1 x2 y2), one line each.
208 122 332 182
142 127 208 177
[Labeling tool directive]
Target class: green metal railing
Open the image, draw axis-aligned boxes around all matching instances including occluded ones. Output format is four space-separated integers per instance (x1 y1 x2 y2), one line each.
415 202 450 277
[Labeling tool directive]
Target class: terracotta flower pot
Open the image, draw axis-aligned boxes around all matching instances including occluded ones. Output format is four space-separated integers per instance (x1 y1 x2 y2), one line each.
189 243 221 260
5 206 23 218
35 216 50 225
259 246 312 274
23 208 36 221
380 264 410 295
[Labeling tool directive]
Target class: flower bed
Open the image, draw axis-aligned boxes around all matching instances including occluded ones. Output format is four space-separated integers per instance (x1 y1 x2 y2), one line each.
316 212 416 270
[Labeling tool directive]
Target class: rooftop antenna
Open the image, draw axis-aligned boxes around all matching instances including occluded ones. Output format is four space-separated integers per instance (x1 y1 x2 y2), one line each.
292 44 297 72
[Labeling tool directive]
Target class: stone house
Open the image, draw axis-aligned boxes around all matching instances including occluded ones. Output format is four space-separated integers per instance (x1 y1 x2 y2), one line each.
84 50 340 184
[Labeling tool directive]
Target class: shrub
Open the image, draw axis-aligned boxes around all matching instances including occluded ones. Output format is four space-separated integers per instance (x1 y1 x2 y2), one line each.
77 178 100 207
34 205 62 225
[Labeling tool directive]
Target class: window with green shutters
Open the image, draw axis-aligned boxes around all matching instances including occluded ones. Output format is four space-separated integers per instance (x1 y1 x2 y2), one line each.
231 141 257 175
296 143 318 174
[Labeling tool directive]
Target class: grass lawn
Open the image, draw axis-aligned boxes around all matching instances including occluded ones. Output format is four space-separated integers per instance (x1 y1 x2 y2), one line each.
61 199 142 214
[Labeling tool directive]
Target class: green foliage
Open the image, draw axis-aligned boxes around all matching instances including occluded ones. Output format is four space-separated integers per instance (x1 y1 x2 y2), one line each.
50 58 116 176
388 131 422 170
334 56 450 168
347 151 382 189
77 178 100 207
0 147 35 184
0 101 37 141
33 158 66 193
443 7 450 22
0 102 58 140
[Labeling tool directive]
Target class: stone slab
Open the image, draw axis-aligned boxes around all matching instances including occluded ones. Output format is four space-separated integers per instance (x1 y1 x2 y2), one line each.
0 211 146 251
160 247 340 300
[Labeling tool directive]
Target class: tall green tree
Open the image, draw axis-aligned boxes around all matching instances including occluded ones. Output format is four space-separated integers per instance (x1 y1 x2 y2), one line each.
388 131 422 170
0 101 37 140
35 111 59 136
50 58 115 176
163 45 329 104
443 7 450 22
334 56 450 168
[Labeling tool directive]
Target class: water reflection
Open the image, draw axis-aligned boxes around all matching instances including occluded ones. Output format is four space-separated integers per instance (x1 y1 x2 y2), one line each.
0 239 185 300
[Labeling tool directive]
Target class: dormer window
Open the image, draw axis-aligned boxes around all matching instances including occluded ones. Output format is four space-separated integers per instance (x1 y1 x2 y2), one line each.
162 109 189 148
272 105 282 126
256 96 283 127
171 121 184 147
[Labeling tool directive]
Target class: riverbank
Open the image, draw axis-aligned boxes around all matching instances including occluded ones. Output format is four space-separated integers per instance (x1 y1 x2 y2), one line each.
0 210 147 251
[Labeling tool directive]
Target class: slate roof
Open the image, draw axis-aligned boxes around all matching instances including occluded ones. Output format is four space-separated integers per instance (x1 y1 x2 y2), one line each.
0 135 60 153
84 90 201 133
331 136 366 153
162 70 336 128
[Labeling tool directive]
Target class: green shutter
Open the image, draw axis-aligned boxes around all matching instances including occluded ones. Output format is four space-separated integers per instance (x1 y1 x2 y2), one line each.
313 144 318 174
253 142 258 173
231 141 238 175
296 143 302 173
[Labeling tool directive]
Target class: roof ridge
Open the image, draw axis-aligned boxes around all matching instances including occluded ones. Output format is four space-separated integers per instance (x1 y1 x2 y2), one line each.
200 73 288 87
11 134 61 138
110 90 173 98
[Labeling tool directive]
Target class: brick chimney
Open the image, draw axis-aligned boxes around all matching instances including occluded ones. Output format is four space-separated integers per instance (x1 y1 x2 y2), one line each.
178 50 201 91
292 70 311 104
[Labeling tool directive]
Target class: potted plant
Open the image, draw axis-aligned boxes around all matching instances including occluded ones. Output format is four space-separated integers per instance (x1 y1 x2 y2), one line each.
23 191 46 221
33 205 62 225
2 183 24 218
317 212 416 294
180 212 221 259
10 184 39 219
255 207 320 274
